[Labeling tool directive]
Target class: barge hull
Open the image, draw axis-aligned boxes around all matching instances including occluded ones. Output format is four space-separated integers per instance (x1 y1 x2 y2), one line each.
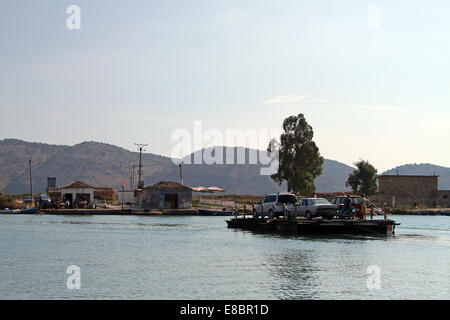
227 218 397 235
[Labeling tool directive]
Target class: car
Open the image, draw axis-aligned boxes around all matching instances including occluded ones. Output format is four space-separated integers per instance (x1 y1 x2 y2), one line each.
23 195 34 204
38 194 53 209
330 195 363 217
298 198 338 220
253 193 298 218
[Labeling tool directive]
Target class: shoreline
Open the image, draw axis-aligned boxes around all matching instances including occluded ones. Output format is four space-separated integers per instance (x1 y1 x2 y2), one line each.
2 208 450 216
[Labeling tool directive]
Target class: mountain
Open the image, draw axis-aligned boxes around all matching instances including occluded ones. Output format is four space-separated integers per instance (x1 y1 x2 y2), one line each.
0 139 354 195
382 163 450 190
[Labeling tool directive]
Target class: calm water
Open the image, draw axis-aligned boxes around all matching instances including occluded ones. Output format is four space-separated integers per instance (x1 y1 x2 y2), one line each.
0 214 448 299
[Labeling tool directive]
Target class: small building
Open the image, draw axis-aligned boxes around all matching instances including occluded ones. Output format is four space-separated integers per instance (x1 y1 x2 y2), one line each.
47 181 116 207
377 175 450 207
141 181 192 210
117 189 135 204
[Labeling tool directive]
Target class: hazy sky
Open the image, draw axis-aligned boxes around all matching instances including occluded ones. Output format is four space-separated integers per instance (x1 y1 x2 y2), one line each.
0 0 449 172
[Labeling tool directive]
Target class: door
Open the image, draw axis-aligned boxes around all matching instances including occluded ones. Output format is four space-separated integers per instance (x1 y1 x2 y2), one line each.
263 195 276 215
164 194 178 209
299 199 309 216
255 197 265 215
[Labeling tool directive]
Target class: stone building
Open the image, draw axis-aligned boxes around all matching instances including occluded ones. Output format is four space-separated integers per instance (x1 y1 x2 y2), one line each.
141 181 192 210
376 175 450 207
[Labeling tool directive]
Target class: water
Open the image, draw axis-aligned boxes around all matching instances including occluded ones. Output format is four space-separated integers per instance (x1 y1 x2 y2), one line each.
0 214 448 299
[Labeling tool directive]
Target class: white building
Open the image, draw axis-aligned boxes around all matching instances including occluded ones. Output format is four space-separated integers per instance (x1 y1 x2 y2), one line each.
48 181 94 207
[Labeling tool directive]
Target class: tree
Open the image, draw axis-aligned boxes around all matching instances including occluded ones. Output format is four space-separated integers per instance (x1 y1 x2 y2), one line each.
269 114 324 196
346 160 378 195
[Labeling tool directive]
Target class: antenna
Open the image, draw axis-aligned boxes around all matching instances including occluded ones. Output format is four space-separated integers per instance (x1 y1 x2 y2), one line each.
135 143 148 189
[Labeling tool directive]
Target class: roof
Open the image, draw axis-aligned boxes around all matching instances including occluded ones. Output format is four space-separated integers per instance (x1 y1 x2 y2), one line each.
379 175 439 178
61 181 94 189
145 181 193 191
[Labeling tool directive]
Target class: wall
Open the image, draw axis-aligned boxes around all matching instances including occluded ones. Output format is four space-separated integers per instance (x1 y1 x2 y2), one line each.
378 176 439 206
61 188 94 205
437 190 450 207
141 188 192 209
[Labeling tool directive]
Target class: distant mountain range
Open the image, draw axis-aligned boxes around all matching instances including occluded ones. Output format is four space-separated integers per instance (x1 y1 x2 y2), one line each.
1 139 449 194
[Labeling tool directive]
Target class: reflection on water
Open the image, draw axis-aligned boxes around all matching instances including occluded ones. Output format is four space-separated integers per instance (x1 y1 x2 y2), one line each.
266 249 320 299
25 219 188 228
0 214 448 299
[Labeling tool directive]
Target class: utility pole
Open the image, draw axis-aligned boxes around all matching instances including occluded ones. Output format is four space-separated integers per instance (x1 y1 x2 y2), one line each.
29 159 33 207
179 162 183 185
135 143 147 189
129 171 133 191
131 165 136 190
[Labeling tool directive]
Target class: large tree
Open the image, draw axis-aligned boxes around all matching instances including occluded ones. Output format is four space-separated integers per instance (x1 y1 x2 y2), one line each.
269 114 324 196
346 160 378 195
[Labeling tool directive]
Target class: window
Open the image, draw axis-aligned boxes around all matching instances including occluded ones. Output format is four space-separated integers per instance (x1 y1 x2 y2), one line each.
312 199 331 205
277 195 297 204
301 199 308 206
444 194 448 199
264 195 276 203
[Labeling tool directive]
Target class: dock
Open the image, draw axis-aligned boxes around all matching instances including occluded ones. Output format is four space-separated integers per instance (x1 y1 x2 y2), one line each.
35 208 199 216
226 217 399 235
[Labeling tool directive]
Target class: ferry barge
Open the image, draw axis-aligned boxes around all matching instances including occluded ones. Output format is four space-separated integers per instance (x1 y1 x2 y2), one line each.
226 217 399 235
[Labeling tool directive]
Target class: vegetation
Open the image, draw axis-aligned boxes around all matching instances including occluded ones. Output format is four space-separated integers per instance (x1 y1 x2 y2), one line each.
0 191 22 210
269 114 324 196
346 160 378 195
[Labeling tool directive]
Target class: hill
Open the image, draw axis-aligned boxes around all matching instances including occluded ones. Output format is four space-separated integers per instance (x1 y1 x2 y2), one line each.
382 163 450 190
0 139 354 195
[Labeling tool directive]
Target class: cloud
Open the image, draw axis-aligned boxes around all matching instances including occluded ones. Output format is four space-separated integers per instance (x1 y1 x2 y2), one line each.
262 94 327 104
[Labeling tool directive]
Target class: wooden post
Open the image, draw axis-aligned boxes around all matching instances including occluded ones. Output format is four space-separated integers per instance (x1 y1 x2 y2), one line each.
121 185 124 214
29 159 33 208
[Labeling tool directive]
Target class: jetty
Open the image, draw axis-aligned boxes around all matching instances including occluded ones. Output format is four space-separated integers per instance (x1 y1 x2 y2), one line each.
226 217 399 235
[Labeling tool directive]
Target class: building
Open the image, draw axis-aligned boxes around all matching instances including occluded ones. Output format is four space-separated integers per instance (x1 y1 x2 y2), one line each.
47 181 115 207
141 181 192 210
117 189 135 204
376 175 450 207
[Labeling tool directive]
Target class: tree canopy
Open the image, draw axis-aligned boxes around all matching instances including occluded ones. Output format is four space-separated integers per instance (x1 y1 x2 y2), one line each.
269 114 324 196
346 160 378 195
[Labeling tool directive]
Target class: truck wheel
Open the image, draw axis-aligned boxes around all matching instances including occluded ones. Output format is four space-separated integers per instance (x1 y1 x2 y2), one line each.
306 211 312 220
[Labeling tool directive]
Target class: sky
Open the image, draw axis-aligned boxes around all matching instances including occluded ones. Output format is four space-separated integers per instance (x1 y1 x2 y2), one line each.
0 0 449 172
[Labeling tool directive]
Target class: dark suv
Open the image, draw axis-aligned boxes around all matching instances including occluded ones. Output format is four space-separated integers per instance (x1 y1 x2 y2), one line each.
38 194 53 209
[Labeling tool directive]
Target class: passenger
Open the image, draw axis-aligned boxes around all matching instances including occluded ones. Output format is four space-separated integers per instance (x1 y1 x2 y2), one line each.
360 194 367 219
339 195 353 219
